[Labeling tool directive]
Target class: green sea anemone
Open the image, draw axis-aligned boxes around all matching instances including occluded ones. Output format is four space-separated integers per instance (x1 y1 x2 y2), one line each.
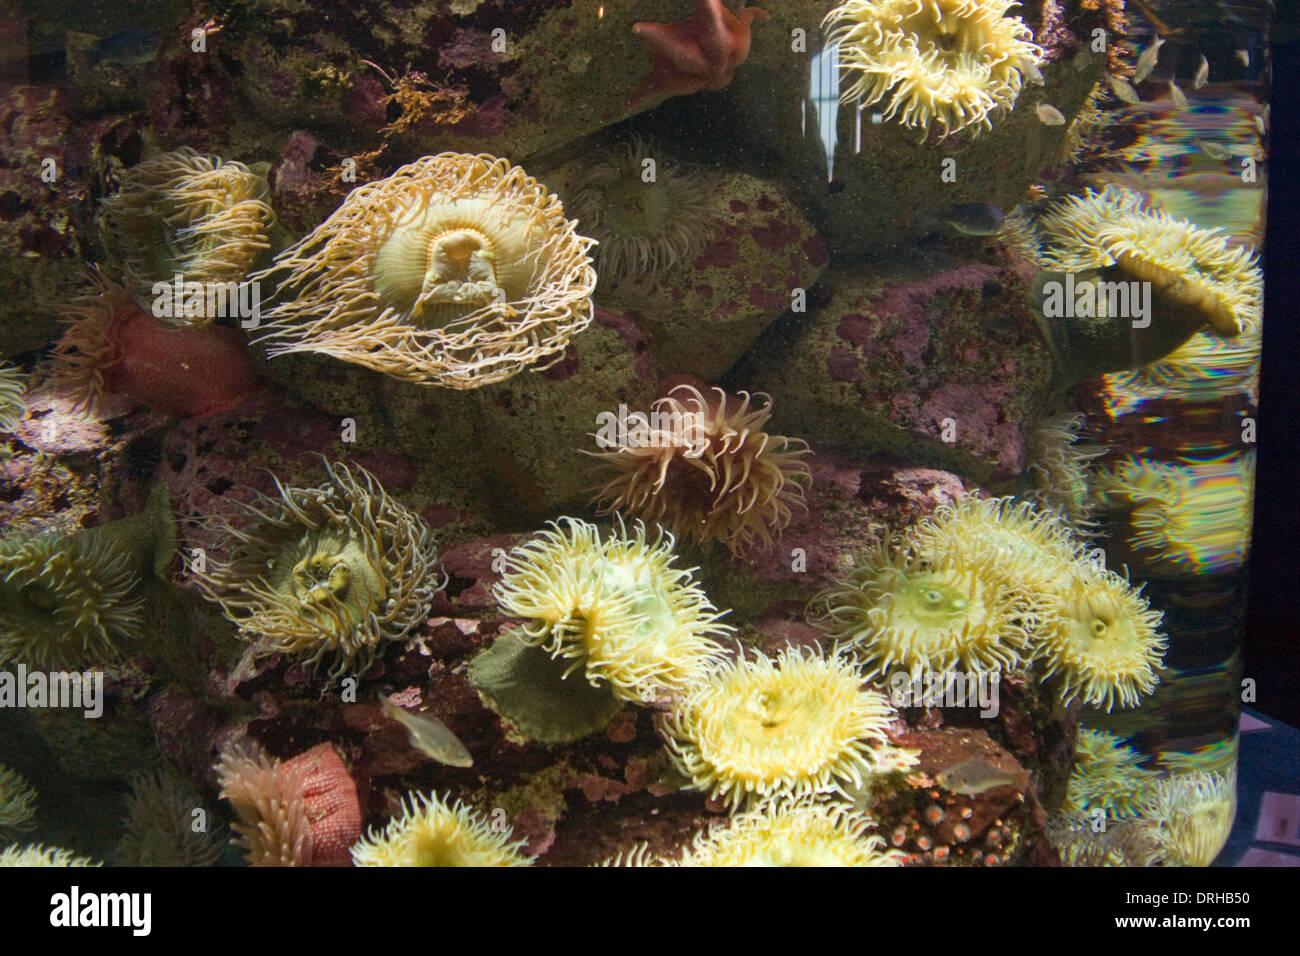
0 765 37 839
0 485 174 669
823 0 1044 138
814 539 1033 680
493 518 730 702
255 152 596 389
115 770 221 867
661 647 902 810
350 791 531 867
0 844 100 867
0 360 25 433
679 798 908 867
101 147 275 325
197 460 441 678
565 136 711 285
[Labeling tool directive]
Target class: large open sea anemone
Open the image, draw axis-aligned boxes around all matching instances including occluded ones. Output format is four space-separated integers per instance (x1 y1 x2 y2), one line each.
101 147 274 325
197 460 440 679
255 152 596 389
565 136 711 285
350 792 531 867
589 385 810 556
494 518 730 702
823 0 1043 138
661 647 900 810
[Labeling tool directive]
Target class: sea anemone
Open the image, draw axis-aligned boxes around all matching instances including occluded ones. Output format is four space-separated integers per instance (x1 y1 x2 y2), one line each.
1063 728 1159 818
0 360 25 433
1048 812 1164 867
350 791 531 867
0 844 100 867
0 765 37 838
216 741 361 867
1137 768 1236 867
588 385 811 556
679 798 908 867
814 539 1033 680
1094 454 1255 576
1038 185 1262 342
196 460 441 678
1023 414 1106 534
565 136 711 285
254 152 596 389
1031 565 1167 712
823 0 1044 138
115 770 221 867
101 147 274 324
54 272 261 418
661 647 899 810
493 518 731 702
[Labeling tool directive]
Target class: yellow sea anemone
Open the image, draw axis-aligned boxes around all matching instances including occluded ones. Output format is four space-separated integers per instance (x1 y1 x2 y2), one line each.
1048 812 1164 867
1094 454 1255 576
115 770 221 867
493 518 731 702
101 147 274 326
216 743 311 867
0 765 37 838
0 360 25 433
565 136 711 285
814 540 1032 679
196 460 441 678
1032 566 1167 711
1137 768 1236 867
1063 728 1159 818
350 792 531 867
1023 414 1107 534
823 0 1044 138
0 843 100 867
679 798 908 867
255 152 596 389
661 647 900 810
1038 185 1262 343
588 386 811 556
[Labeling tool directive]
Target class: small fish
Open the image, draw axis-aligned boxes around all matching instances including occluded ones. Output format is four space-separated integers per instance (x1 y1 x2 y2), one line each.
92 29 161 67
1133 36 1165 85
1105 74 1141 106
1194 54 1210 90
936 760 1030 796
1036 102 1066 126
1235 49 1250 68
1197 139 1231 160
1168 81 1188 111
1021 57 1044 86
380 694 473 768
939 203 1006 237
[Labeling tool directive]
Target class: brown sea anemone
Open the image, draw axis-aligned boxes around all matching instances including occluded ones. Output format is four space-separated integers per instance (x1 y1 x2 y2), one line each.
255 152 596 389
1032 566 1167 711
115 770 221 867
823 0 1044 138
588 385 810 556
679 798 908 867
814 539 1033 680
493 518 730 702
350 791 531 867
661 647 902 810
196 460 441 678
101 147 274 326
565 136 711 285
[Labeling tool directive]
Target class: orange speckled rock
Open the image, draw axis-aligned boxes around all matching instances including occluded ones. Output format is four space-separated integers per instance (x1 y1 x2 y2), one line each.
283 743 362 867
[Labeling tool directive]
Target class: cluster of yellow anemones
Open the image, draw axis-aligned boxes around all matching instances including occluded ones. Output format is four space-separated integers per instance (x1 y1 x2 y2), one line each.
1038 185 1262 344
823 0 1044 138
566 136 711 285
678 798 908 867
660 647 901 810
255 152 596 389
197 460 441 679
101 147 274 325
493 518 730 702
350 792 531 867
588 386 811 556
